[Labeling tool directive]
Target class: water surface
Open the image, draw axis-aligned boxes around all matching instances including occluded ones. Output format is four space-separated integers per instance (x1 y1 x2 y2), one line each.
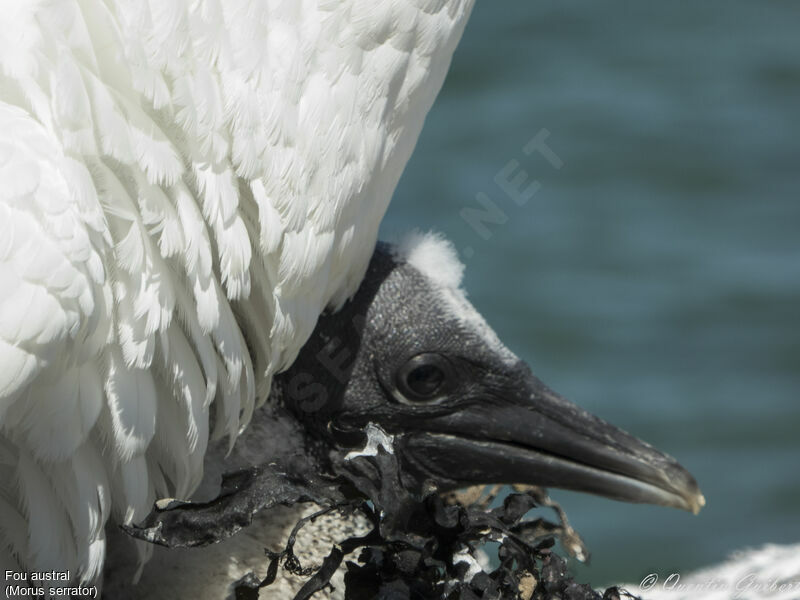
382 0 800 587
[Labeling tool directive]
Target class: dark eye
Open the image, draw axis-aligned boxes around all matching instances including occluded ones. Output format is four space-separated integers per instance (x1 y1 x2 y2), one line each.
406 364 444 396
396 353 453 402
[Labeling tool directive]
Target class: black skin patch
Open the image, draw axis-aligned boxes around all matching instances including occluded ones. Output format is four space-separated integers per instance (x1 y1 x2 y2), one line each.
126 427 641 600
121 454 350 548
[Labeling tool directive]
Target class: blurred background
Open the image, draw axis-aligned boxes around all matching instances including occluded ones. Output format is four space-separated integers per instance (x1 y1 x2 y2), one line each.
380 0 800 589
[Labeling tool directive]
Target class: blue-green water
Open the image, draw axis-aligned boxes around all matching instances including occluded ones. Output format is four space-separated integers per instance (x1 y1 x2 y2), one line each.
382 0 800 588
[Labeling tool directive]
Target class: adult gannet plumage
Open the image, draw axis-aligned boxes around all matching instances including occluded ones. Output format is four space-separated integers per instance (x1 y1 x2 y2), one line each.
1 2 705 598
1 0 475 586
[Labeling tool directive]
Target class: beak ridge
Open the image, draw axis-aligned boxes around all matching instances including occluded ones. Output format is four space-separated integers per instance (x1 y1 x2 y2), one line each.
398 367 705 514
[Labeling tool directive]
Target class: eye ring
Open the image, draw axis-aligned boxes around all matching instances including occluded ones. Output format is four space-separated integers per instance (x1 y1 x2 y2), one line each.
395 353 454 403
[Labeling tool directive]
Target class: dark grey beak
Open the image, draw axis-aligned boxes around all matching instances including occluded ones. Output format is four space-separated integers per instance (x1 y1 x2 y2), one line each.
396 364 705 514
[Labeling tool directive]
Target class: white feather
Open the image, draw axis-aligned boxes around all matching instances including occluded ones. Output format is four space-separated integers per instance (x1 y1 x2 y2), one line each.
103 349 157 462
0 0 476 589
17 450 78 573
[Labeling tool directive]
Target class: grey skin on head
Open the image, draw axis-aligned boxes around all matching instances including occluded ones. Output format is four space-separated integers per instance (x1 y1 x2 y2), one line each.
279 237 705 516
128 235 703 552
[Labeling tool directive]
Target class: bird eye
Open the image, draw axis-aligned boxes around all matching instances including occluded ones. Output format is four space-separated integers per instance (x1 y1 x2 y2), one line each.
406 364 444 396
396 353 453 402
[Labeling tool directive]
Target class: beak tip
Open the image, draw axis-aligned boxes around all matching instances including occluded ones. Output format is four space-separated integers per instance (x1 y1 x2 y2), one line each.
692 492 706 515
681 489 705 515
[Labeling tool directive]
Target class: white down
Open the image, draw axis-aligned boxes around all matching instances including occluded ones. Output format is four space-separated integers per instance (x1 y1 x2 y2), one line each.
0 0 475 587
